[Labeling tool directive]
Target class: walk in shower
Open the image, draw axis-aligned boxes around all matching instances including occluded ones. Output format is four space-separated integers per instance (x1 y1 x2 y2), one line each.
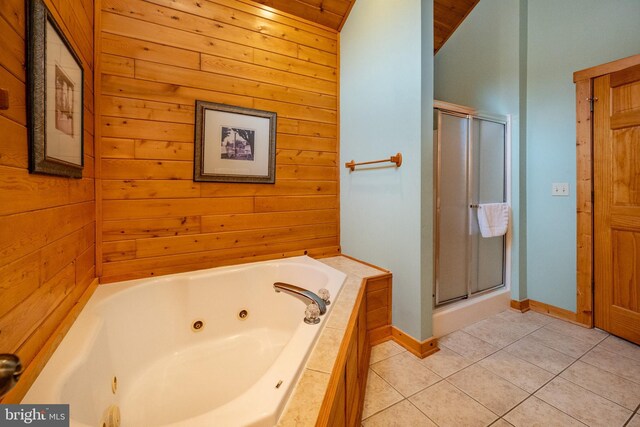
433 103 510 334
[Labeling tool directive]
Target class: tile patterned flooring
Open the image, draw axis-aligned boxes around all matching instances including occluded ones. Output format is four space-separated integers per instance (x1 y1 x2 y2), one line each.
362 309 640 426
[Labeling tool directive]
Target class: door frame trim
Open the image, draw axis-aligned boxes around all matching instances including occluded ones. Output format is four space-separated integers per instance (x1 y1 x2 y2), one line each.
573 54 640 327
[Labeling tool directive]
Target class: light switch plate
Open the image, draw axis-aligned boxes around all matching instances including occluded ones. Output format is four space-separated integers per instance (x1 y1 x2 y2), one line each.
552 182 569 196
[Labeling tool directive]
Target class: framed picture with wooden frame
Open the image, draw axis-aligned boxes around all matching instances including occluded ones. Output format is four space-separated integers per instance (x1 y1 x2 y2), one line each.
27 0 84 178
194 101 277 184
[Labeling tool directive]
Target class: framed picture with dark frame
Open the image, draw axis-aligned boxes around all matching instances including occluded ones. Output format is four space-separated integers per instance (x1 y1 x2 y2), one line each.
27 0 84 178
194 101 276 184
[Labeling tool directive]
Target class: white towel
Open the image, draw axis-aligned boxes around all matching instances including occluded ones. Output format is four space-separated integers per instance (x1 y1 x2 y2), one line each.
477 203 509 238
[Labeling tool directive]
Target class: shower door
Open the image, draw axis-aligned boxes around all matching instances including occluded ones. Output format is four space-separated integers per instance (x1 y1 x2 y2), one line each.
435 110 506 306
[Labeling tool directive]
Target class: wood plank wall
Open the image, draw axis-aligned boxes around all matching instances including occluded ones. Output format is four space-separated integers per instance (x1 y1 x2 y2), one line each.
98 0 340 283
0 0 95 398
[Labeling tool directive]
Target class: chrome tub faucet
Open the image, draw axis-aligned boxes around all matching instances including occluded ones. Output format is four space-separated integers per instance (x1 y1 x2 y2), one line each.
273 282 328 324
0 354 22 398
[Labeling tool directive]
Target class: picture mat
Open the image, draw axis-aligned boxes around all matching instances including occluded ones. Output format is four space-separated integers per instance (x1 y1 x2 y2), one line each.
203 110 270 177
45 20 82 166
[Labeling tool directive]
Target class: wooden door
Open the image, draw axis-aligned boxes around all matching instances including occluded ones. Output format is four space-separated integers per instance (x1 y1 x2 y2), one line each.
594 63 640 343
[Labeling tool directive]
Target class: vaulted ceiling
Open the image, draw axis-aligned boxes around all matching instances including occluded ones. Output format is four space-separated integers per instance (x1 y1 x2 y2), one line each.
434 0 479 53
251 0 356 31
256 0 479 53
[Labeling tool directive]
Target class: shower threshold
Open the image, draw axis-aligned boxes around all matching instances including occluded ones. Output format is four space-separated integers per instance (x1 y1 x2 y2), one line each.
433 286 510 337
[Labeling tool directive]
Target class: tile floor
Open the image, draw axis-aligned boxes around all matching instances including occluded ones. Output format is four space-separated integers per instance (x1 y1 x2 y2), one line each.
362 309 640 427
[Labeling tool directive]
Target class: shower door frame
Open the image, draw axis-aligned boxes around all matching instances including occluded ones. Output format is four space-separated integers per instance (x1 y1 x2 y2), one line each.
434 104 511 307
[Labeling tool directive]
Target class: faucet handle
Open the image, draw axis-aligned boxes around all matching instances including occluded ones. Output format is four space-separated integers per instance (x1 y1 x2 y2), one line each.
318 288 331 305
304 303 321 324
0 354 22 398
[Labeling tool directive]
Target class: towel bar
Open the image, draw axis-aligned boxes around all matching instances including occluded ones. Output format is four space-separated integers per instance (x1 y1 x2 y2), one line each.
345 153 402 171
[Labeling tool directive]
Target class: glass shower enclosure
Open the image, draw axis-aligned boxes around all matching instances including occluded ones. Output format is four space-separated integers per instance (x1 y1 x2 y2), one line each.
434 108 507 306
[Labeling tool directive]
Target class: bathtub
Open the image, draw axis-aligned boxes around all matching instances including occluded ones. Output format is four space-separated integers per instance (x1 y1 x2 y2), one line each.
22 256 346 427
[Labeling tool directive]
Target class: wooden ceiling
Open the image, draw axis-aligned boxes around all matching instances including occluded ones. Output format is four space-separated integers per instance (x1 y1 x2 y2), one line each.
250 0 356 31
434 0 480 53
254 0 478 53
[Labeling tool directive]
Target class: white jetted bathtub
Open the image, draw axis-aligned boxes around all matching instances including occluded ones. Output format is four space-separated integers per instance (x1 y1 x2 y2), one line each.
23 256 346 427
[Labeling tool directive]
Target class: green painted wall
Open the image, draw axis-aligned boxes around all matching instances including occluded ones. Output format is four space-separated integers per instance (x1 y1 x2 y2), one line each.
340 0 435 340
435 0 640 311
434 0 526 301
526 0 640 310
